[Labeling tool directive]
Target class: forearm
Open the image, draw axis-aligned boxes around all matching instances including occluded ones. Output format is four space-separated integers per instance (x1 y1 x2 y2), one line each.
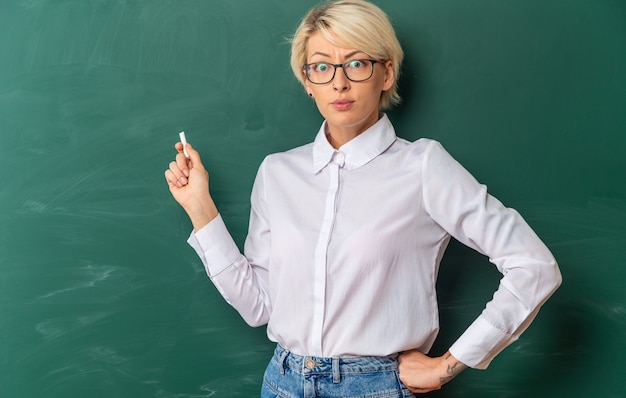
440 351 467 384
184 194 219 232
449 255 561 369
188 217 272 327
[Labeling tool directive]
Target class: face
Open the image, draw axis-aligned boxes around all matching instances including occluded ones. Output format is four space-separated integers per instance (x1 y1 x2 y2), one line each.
304 32 394 146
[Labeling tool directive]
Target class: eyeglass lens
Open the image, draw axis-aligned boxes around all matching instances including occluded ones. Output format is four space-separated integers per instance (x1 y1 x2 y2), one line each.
306 60 375 84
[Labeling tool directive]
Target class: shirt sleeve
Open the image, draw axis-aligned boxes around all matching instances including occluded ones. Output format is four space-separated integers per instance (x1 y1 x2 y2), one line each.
421 140 562 369
187 160 272 327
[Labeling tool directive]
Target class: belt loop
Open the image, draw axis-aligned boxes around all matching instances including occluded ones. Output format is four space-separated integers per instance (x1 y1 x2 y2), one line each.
278 346 290 375
332 357 341 383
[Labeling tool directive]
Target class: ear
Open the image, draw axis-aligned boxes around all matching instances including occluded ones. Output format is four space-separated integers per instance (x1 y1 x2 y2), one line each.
304 77 314 98
382 60 395 91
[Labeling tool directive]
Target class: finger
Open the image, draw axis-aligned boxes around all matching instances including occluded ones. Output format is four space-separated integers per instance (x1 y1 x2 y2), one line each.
172 142 190 176
176 152 190 177
407 381 442 393
165 169 183 189
409 387 440 394
168 161 188 186
184 143 205 172
174 141 186 154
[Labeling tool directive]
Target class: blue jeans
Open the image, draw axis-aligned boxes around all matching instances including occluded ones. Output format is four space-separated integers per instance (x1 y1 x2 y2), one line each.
261 344 415 398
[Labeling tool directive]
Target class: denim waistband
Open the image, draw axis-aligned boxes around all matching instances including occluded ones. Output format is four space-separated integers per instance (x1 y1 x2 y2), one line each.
273 344 400 383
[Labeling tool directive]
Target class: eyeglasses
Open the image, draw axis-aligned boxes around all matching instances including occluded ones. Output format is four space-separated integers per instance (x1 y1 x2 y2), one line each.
303 59 381 85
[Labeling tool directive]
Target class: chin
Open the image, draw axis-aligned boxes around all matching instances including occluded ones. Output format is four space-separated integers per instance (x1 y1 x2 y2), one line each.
328 112 371 128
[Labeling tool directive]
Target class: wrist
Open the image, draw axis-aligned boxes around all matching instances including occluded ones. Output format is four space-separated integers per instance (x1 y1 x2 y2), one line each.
438 351 467 385
185 196 219 231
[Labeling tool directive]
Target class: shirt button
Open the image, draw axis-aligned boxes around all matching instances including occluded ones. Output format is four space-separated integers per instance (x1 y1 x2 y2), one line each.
333 151 345 167
305 359 316 369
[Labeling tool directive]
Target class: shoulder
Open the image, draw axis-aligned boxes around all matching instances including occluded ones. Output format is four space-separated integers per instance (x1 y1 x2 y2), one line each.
258 142 314 174
390 136 448 162
264 142 312 163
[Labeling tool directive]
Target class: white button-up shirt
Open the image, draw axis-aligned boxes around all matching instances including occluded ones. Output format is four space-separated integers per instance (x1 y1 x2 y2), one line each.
188 115 561 369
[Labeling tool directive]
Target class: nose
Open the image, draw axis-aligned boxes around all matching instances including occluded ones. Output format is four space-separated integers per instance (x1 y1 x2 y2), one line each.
332 66 350 91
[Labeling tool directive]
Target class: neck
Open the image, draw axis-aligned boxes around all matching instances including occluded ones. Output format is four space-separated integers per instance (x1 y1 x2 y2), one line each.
326 114 382 149
326 129 358 149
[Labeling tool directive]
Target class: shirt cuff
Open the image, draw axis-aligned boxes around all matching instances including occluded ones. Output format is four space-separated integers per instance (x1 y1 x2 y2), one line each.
449 315 519 369
187 214 241 277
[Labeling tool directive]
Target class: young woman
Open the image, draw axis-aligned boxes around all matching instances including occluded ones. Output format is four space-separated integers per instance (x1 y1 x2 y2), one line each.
165 1 561 396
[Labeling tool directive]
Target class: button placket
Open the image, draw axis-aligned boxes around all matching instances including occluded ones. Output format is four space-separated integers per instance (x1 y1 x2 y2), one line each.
311 156 343 355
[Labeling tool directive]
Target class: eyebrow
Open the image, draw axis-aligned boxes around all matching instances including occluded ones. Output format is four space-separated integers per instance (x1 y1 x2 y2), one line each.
309 50 367 61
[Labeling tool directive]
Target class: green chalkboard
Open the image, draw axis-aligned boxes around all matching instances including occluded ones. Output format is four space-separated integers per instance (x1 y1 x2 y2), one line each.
1 0 625 397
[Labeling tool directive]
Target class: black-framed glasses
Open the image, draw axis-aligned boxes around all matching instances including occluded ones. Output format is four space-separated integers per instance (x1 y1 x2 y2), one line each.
303 59 381 85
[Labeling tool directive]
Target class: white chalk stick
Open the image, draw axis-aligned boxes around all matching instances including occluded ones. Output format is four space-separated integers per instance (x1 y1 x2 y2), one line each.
179 131 189 158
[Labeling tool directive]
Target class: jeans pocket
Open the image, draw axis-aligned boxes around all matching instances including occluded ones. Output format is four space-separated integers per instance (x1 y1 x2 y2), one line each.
260 380 282 398
261 356 298 398
394 370 415 397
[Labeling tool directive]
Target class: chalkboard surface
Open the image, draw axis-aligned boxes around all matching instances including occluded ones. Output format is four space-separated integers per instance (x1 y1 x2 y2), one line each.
1 1 625 397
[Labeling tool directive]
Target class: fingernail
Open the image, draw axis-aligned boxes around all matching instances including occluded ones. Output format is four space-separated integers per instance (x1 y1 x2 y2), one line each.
179 177 187 185
183 169 189 177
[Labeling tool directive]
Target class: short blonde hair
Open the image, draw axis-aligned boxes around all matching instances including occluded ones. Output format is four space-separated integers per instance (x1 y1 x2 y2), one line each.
290 0 404 110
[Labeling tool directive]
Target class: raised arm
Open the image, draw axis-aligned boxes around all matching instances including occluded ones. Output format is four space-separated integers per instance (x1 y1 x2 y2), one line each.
165 142 272 327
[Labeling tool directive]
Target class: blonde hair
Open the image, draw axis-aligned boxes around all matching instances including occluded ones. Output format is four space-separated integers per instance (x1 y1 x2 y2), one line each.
290 0 404 110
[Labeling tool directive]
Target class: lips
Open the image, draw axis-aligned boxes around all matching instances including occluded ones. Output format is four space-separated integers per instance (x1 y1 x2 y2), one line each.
331 99 354 110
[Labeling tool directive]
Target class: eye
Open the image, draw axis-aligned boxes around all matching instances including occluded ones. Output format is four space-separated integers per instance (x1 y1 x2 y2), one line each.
347 60 365 69
313 63 330 73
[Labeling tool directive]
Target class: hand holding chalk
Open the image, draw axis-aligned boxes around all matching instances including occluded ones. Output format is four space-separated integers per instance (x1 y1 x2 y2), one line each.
165 132 218 230
179 131 189 159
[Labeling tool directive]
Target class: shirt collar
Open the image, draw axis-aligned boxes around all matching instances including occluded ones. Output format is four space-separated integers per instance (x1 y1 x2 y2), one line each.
312 114 397 173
